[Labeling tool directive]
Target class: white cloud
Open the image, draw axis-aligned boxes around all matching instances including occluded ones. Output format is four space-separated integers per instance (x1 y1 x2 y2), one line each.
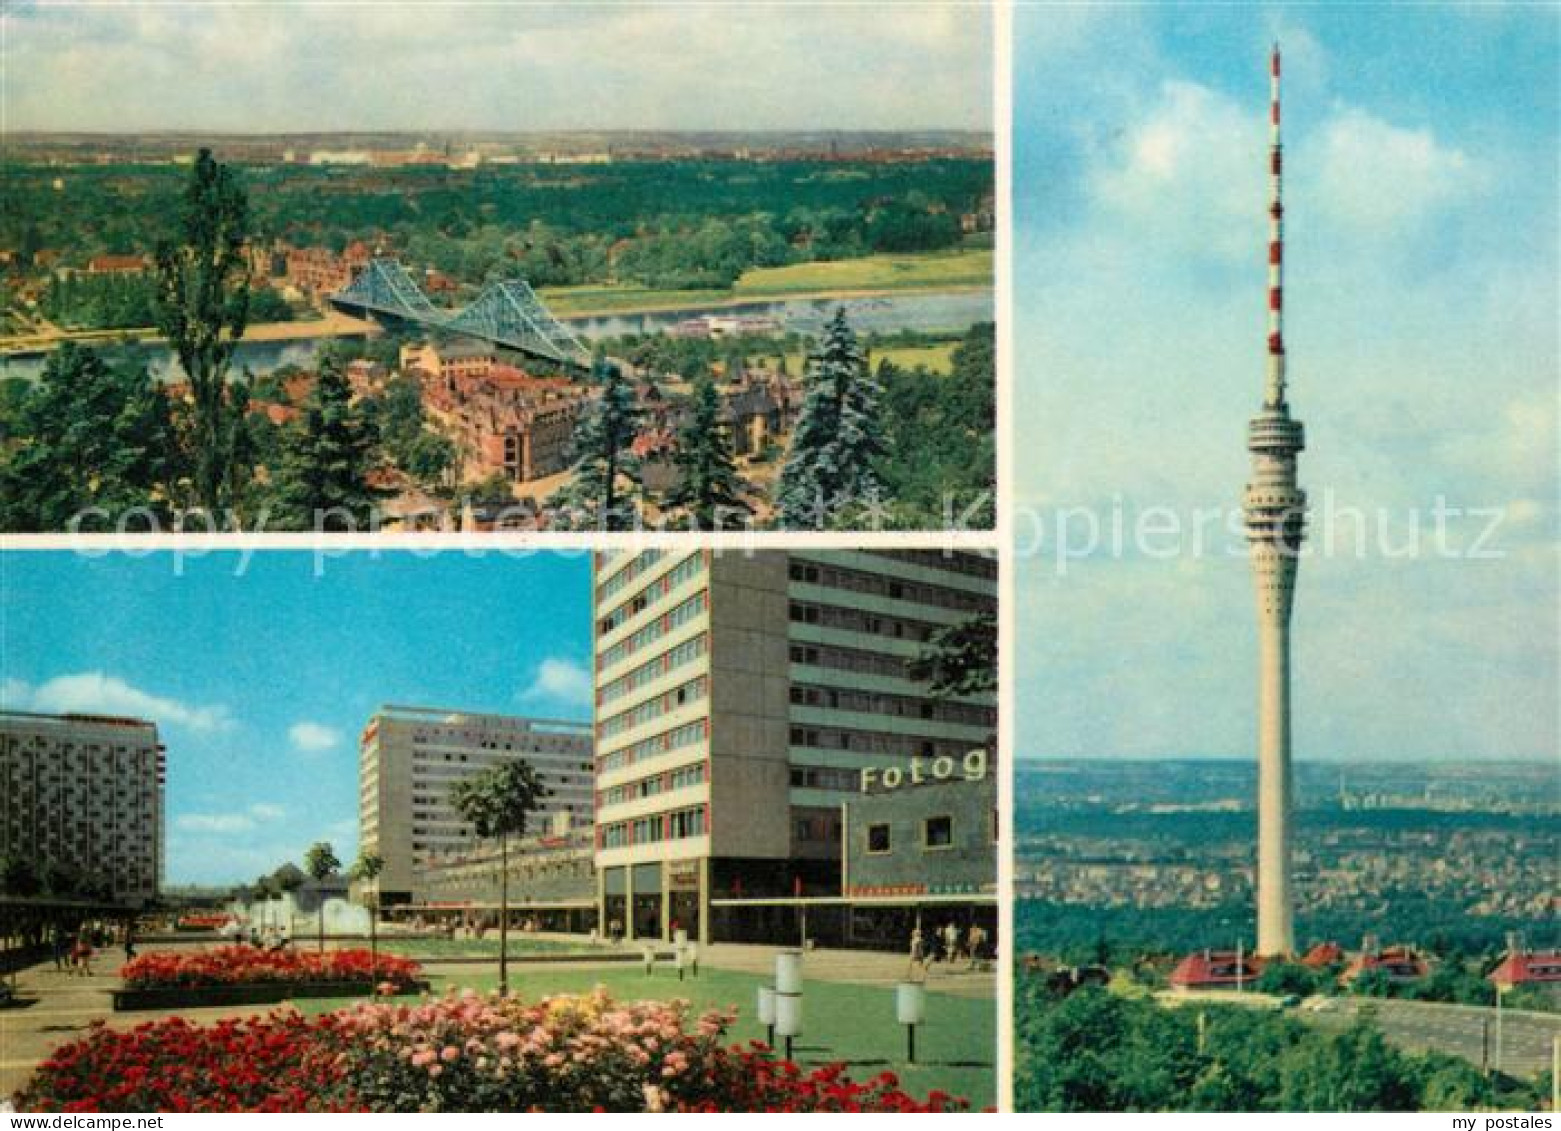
174 802 287 835
2 4 991 133
1 672 232 732
288 721 342 753
518 657 593 712
1311 106 1481 234
1090 80 1261 263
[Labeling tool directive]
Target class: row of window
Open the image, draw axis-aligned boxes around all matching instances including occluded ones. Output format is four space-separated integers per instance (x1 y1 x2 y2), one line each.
789 642 909 681
788 559 993 615
790 683 994 727
597 554 705 635
791 726 982 761
789 765 860 792
788 601 939 644
872 549 999 582
598 591 708 671
600 804 708 848
598 675 708 740
598 633 707 708
866 815 959 853
599 719 708 774
599 761 707 809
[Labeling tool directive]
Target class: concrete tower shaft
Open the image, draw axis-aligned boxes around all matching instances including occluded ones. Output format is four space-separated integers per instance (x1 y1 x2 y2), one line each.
1245 45 1306 958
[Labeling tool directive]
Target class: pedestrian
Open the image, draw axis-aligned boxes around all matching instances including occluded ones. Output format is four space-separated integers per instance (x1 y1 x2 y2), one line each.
123 924 137 963
908 924 926 977
50 924 68 972
966 923 986 969
72 930 94 976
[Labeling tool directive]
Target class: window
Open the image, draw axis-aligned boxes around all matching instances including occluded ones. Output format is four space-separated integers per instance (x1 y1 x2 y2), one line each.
867 824 891 854
924 816 953 850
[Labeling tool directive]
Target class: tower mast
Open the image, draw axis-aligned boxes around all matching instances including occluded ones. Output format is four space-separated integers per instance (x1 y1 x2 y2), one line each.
1246 44 1307 958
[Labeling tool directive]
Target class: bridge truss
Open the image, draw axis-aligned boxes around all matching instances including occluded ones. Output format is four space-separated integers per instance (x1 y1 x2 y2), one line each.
330 259 590 369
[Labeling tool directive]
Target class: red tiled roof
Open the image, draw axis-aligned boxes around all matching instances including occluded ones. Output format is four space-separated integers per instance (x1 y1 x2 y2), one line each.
1301 942 1344 968
1489 952 1561 987
1168 951 1267 988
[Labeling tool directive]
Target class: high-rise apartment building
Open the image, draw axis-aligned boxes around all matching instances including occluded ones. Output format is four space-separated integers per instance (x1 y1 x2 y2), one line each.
358 705 593 904
592 550 997 944
0 710 165 906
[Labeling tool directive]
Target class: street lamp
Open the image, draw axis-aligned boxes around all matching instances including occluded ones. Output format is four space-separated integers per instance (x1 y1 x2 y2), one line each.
896 981 926 1064
775 950 804 1061
757 985 776 1049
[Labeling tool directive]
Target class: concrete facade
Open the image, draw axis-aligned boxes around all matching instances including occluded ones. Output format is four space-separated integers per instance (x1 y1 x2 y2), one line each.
591 550 998 946
1244 48 1307 958
0 710 165 906
358 706 593 904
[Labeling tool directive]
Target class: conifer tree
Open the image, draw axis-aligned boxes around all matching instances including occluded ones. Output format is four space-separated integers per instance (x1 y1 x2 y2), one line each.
153 149 251 514
548 360 642 530
774 308 886 528
663 375 751 530
271 357 384 531
0 344 179 531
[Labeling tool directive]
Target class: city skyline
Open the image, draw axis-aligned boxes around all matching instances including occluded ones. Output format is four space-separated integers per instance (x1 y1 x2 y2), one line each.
1 551 595 886
1013 5 1558 764
1 3 993 134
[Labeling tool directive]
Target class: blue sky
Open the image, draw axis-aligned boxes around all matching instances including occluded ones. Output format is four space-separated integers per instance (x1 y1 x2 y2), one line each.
1 2 991 133
2 551 594 886
1013 5 1557 763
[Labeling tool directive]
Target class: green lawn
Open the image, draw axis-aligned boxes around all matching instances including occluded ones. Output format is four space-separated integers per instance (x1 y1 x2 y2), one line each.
299 964 995 1109
734 249 993 297
539 249 993 318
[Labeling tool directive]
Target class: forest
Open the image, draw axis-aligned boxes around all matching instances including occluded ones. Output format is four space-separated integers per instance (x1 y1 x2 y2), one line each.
1014 984 1546 1112
2 158 992 292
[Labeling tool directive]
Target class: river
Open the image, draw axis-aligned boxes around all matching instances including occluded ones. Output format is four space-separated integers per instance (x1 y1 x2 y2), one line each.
0 289 993 383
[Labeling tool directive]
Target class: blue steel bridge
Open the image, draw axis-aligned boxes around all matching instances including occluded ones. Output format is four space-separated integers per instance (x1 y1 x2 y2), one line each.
329 258 591 369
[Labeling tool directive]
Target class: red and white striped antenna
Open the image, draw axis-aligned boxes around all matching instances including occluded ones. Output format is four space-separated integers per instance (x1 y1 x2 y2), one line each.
1265 43 1287 407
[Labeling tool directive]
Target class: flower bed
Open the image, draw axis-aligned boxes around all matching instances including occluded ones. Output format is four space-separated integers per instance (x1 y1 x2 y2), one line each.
121 947 423 990
16 989 969 1113
113 947 426 1011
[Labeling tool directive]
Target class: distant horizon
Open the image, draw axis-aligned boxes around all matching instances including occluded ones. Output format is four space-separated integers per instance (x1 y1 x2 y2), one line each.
1015 754 1558 767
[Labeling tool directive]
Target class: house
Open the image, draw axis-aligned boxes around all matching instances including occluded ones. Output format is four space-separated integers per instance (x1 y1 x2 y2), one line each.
1168 949 1266 990
1488 949 1561 995
1341 943 1431 986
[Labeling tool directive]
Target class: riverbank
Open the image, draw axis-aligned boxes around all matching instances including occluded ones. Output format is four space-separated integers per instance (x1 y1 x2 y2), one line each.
540 248 994 318
0 309 376 356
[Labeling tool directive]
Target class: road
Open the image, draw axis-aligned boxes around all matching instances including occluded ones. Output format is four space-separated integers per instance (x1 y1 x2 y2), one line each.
1160 990 1558 1078
1308 996 1560 1079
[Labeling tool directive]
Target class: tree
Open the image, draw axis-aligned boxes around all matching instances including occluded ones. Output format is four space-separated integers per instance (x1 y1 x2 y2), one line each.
907 610 998 699
448 761 550 995
0 856 42 898
270 357 384 531
348 850 385 989
302 842 341 954
662 376 751 530
548 360 642 530
774 308 886 528
0 343 180 531
152 148 251 513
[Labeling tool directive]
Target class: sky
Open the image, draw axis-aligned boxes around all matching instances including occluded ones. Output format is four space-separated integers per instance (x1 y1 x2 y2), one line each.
0 2 992 133
1012 5 1558 763
1 551 595 886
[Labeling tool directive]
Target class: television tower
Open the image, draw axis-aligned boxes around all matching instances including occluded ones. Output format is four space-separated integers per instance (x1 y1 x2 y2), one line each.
1246 44 1306 958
